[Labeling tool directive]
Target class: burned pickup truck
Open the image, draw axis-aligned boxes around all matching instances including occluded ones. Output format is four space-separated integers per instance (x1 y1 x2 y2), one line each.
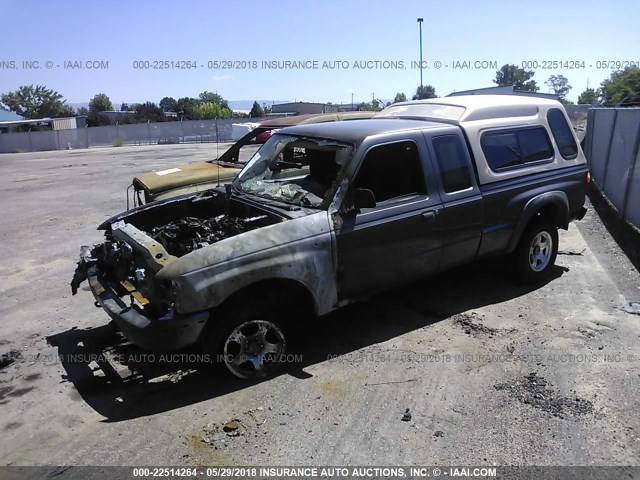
71 95 588 379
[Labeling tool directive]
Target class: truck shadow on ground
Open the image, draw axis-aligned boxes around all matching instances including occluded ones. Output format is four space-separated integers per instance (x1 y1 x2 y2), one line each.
47 260 567 422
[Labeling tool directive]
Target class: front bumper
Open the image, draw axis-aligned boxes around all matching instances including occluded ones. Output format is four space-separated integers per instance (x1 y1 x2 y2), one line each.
87 266 209 351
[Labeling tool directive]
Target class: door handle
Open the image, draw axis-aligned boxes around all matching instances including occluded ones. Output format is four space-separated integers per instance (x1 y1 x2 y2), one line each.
421 210 438 222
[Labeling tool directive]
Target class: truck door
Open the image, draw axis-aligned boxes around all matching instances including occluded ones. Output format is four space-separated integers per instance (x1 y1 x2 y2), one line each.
335 134 444 300
425 132 483 270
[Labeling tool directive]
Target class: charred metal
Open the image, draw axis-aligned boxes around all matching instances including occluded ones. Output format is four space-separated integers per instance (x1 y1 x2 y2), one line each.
150 214 267 257
72 191 286 309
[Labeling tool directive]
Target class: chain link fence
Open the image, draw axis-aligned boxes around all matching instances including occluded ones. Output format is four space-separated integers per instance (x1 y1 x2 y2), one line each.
0 117 267 153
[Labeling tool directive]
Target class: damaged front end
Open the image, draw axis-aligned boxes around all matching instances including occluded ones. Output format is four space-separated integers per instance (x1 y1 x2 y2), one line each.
71 190 282 351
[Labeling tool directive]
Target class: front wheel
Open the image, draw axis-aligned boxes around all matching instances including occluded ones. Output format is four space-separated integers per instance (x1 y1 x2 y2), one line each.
202 302 290 379
511 218 559 283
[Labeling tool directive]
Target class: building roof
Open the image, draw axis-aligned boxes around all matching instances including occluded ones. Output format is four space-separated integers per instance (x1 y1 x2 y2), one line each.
0 116 81 129
0 118 52 126
0 109 24 121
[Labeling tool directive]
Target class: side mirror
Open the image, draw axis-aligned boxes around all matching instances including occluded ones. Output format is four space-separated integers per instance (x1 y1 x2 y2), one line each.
353 188 376 210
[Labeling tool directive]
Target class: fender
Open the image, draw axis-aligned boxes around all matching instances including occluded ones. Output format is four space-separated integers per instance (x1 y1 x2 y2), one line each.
157 212 339 317
506 191 569 253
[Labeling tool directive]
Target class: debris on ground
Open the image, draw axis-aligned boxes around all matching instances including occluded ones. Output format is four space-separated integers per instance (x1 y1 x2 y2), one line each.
453 313 499 336
0 350 21 370
434 430 445 437
558 248 586 256
616 302 640 315
147 370 193 384
365 378 417 386
198 408 274 449
401 408 412 422
223 420 240 432
494 373 594 419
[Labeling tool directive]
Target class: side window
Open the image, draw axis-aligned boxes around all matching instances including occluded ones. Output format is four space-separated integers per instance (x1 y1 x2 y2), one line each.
353 141 426 202
481 131 521 169
547 108 578 159
432 135 473 193
481 127 554 171
518 128 554 162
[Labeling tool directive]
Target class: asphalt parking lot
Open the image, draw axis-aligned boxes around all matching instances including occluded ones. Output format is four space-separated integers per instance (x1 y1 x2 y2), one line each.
0 144 639 468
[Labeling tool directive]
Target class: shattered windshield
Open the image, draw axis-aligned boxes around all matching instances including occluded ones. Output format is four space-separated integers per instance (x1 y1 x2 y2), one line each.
232 133 354 208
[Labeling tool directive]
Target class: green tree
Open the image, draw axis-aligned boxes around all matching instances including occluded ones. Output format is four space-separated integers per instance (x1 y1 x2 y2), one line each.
86 112 111 126
133 102 165 122
493 64 539 92
393 92 407 103
120 102 133 112
198 91 229 110
545 75 572 103
599 66 640 105
577 88 598 105
370 99 389 111
176 97 200 119
262 102 272 115
88 93 113 113
193 102 231 119
0 84 73 118
159 96 178 112
249 101 265 117
412 84 437 100
76 106 89 115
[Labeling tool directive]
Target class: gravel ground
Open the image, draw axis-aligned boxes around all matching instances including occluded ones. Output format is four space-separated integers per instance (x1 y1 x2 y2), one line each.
0 144 639 469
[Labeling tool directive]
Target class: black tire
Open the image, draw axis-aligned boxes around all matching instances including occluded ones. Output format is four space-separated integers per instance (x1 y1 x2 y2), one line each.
201 298 292 379
511 217 559 283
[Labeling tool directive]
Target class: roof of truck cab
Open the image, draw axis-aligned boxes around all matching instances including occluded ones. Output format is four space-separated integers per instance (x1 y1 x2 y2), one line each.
278 118 452 144
375 94 563 124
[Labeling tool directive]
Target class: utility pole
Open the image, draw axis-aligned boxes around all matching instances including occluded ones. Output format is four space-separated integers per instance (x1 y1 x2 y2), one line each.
417 18 424 89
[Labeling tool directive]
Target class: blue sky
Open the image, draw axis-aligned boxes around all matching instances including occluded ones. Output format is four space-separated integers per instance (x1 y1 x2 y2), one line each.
1 0 638 106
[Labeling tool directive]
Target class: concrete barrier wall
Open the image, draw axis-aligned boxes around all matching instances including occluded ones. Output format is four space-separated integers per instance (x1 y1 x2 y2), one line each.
586 107 640 229
0 117 269 153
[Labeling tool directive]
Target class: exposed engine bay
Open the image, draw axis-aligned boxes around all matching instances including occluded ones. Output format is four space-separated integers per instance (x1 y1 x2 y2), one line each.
70 192 285 311
150 214 268 257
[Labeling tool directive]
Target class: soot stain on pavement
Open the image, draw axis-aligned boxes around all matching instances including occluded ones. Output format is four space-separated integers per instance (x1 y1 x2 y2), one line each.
0 350 21 371
454 313 500 336
494 372 594 419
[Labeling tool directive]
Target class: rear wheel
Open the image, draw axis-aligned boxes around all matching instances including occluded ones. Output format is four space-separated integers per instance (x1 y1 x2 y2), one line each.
511 218 558 283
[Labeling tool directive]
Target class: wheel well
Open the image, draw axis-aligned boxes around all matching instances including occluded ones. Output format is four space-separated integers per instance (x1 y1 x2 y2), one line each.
217 278 316 317
507 198 568 253
533 203 567 230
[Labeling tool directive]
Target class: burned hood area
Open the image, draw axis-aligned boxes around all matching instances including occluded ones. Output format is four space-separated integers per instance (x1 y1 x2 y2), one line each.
70 190 287 300
98 189 285 240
